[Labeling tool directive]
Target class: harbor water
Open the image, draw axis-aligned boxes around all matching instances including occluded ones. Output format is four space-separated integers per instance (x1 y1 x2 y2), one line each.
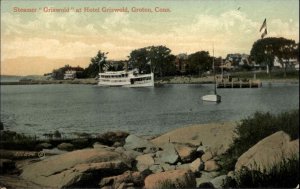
1 82 299 136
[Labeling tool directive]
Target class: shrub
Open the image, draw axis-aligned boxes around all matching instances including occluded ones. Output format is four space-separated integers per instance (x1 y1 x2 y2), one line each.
219 109 299 172
223 156 299 188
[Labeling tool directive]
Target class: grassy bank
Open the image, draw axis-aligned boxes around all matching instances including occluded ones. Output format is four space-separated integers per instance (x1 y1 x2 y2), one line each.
219 109 299 188
220 110 299 172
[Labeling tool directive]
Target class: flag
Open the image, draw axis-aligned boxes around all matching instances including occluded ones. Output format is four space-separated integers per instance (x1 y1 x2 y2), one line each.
261 28 267 39
259 18 267 32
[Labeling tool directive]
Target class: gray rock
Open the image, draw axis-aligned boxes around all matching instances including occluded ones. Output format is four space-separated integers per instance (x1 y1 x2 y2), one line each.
202 150 214 162
113 141 123 147
135 154 155 172
196 171 219 187
124 135 158 152
159 143 179 164
143 146 160 154
93 142 115 150
57 143 74 151
161 163 176 171
174 143 197 163
149 164 164 173
115 147 126 153
190 158 204 173
196 145 209 156
210 175 228 188
122 149 143 159
176 163 191 170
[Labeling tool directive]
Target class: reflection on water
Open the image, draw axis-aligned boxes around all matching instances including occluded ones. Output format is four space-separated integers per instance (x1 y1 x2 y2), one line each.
0 83 299 135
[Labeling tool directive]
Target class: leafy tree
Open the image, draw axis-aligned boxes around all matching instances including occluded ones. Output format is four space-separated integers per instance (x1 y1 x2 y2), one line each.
250 37 297 75
52 65 72 79
128 45 175 77
128 48 149 74
187 51 212 75
84 51 108 78
148 46 174 77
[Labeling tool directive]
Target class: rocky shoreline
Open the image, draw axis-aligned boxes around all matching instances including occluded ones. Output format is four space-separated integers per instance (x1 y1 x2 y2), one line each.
0 121 298 188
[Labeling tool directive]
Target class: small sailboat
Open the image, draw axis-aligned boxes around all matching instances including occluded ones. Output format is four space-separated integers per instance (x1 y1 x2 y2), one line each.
202 45 221 103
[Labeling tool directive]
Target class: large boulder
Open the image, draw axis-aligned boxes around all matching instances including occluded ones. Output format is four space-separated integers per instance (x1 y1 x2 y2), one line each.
136 154 155 172
124 135 159 153
235 131 299 172
158 143 179 164
144 169 196 189
21 148 132 188
99 171 145 188
174 143 197 163
152 122 236 158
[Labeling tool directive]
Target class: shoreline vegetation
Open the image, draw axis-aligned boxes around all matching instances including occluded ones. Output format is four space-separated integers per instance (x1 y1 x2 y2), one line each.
0 110 299 188
1 70 299 85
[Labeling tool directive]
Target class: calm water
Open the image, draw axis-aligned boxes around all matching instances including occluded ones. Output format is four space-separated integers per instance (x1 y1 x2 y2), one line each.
1 83 299 136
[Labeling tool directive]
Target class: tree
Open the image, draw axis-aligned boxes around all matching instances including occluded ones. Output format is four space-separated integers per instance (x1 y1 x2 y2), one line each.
148 46 174 77
84 51 108 78
52 65 72 79
250 37 297 76
187 51 212 75
128 48 149 74
128 45 175 77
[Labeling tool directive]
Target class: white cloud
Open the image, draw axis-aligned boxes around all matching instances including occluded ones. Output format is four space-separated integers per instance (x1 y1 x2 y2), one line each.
1 12 99 37
2 37 98 60
269 19 299 41
1 9 299 62
102 12 130 30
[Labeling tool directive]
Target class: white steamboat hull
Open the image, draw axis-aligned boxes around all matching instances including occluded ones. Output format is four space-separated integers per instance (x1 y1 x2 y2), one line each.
98 72 154 88
202 94 221 102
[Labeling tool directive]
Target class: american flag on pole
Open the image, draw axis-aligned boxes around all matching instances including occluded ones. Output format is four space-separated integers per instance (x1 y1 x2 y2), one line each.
259 18 267 38
259 18 267 32
261 28 267 39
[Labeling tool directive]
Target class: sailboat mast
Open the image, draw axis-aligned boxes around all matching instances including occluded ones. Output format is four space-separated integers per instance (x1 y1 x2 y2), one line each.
213 44 217 95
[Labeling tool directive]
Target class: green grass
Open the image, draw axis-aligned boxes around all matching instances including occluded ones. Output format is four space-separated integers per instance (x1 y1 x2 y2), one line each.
222 155 299 188
219 110 299 173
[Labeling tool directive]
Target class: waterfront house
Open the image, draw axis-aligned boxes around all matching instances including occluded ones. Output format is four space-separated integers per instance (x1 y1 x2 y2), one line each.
174 53 188 74
63 70 77 80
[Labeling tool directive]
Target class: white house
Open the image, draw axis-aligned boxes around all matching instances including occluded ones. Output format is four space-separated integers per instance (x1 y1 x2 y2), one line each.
63 70 77 80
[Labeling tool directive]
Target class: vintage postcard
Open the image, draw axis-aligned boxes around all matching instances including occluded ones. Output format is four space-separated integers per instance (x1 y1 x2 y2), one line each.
0 0 299 188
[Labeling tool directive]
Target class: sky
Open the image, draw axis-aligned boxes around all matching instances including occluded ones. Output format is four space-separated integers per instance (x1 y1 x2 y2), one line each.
1 0 299 76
